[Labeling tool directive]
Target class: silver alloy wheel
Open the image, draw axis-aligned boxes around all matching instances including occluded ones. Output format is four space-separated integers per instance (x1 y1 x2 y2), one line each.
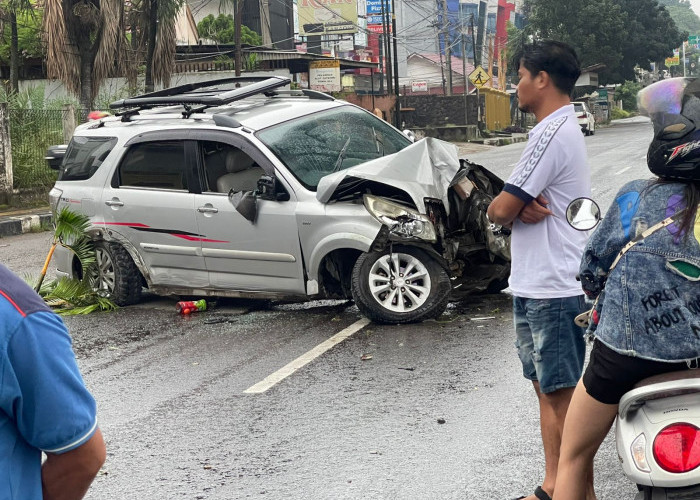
367 252 432 312
91 247 116 294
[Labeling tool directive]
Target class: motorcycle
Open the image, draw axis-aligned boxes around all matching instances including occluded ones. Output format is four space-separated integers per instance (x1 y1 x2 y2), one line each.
567 197 700 500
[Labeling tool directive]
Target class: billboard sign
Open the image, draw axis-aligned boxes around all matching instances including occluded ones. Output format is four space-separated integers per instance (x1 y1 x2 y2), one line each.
310 60 342 92
411 81 428 92
299 0 358 35
366 23 390 33
366 0 390 14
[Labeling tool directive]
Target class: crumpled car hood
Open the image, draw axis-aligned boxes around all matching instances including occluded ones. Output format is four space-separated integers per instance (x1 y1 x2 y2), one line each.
316 137 460 214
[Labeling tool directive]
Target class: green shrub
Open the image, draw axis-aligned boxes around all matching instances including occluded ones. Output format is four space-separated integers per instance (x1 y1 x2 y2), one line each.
610 107 631 120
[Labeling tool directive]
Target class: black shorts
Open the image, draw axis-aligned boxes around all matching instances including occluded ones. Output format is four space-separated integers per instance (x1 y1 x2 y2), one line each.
582 339 691 405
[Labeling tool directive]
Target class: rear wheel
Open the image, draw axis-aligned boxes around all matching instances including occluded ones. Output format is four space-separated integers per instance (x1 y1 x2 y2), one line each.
351 246 451 324
89 241 142 305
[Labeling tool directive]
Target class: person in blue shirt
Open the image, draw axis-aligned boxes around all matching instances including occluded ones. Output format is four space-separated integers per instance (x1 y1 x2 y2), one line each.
553 78 700 499
0 264 105 499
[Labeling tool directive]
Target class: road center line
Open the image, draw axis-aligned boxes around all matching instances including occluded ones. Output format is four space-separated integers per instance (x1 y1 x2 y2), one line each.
244 317 371 394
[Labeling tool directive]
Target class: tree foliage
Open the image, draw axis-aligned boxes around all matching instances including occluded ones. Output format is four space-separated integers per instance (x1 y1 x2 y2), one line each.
42 0 183 109
658 0 700 35
196 14 262 46
0 8 42 63
523 0 685 84
616 80 643 111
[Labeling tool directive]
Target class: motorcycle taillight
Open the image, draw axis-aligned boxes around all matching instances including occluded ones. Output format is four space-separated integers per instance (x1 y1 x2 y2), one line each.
653 423 700 473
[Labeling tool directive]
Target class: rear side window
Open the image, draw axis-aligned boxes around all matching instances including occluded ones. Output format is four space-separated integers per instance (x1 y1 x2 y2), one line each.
117 141 188 190
59 136 117 181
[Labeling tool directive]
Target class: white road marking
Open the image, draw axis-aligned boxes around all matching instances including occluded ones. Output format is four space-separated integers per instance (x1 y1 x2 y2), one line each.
244 317 371 394
615 166 632 175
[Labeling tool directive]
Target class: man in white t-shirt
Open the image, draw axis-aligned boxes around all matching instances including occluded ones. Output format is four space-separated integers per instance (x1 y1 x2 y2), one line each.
487 40 593 500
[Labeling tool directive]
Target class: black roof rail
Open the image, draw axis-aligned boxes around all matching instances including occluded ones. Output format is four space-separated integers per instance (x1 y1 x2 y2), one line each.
109 76 291 110
267 89 335 101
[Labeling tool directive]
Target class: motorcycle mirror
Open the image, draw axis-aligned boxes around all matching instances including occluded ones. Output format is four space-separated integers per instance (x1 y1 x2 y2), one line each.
566 197 601 231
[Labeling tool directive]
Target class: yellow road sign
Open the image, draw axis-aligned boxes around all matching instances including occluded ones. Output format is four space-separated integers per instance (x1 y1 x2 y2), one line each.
469 66 489 88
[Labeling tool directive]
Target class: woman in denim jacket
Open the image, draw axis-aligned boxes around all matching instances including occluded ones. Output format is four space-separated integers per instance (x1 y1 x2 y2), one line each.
553 78 700 500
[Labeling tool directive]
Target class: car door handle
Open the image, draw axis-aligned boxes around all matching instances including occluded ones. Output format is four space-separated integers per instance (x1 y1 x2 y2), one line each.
105 199 124 207
197 206 219 214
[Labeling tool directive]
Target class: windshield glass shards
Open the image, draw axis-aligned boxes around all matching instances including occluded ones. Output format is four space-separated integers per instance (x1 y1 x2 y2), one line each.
256 106 411 190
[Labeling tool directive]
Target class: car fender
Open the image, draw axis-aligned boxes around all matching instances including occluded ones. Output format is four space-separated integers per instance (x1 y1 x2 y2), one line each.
307 228 379 282
89 225 154 286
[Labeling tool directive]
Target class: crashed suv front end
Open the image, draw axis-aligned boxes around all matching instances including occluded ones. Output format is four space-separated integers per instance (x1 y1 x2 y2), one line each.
269 136 511 323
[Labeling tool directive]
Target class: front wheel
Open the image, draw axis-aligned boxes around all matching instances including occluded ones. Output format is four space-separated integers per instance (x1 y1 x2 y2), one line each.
350 246 451 324
88 241 142 306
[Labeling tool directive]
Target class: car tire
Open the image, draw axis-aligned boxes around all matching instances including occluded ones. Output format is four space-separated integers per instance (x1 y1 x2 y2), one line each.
350 246 451 324
90 241 142 306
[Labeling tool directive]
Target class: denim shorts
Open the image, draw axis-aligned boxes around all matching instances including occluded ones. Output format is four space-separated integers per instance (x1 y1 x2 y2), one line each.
513 295 588 394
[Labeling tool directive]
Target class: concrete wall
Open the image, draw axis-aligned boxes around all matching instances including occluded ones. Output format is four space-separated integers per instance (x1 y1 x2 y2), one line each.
399 94 480 127
19 69 293 105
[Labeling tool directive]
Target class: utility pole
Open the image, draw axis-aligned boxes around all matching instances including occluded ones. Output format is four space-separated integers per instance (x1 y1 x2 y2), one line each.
476 0 486 67
441 0 452 95
470 13 477 66
462 33 468 125
392 8 400 127
234 0 242 76
436 29 446 95
683 42 687 77
381 0 393 94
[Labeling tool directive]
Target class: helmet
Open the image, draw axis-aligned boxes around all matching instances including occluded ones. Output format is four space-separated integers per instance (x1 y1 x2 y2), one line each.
638 77 700 181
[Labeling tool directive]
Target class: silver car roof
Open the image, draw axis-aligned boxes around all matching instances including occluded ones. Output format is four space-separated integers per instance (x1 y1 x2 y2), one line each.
78 96 352 136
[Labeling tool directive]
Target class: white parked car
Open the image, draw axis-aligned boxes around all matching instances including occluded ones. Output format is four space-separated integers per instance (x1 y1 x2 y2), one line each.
46 76 511 324
572 101 595 135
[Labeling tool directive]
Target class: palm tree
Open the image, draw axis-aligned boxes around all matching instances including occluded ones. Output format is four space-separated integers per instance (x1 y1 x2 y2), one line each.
34 207 116 314
127 0 183 92
43 0 125 111
35 206 95 292
42 0 182 110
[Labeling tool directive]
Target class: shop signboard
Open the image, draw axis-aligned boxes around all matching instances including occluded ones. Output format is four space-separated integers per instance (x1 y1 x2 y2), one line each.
299 0 358 35
310 59 342 92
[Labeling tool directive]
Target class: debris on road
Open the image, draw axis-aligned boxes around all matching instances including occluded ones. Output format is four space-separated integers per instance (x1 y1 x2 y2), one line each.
360 354 373 361
176 299 207 314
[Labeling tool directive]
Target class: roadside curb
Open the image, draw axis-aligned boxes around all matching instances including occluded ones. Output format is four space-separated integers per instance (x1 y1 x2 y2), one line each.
481 135 528 147
0 213 52 238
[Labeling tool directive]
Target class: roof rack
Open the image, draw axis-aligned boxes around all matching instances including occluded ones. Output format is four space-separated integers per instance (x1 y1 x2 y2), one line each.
110 76 291 120
267 89 334 101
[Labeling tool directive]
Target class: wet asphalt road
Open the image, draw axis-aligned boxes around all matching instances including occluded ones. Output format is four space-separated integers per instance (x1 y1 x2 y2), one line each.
0 119 652 499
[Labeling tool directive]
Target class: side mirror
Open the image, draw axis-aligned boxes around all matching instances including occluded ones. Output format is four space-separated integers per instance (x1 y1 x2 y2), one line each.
257 174 290 202
45 144 67 170
229 190 257 222
402 129 416 143
566 197 601 231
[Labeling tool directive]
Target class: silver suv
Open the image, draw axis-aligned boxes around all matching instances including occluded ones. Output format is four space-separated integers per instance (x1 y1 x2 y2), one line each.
48 76 510 324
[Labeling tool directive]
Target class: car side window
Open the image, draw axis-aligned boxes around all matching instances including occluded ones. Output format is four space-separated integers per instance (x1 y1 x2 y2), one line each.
117 141 188 190
59 136 117 181
200 141 265 194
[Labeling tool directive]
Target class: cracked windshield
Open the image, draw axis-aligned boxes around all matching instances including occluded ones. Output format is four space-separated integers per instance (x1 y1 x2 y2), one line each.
257 106 411 189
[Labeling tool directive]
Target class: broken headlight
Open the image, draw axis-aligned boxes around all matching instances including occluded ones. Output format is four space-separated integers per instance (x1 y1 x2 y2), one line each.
363 194 437 242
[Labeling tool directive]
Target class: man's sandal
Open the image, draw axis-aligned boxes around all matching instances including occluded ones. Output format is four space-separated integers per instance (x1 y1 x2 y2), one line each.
513 486 552 500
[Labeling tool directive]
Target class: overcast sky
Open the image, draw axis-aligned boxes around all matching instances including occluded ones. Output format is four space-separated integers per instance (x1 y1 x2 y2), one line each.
690 0 700 19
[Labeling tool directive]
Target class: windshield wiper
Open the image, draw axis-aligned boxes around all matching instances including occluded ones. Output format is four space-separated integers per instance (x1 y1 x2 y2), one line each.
372 127 384 156
333 137 352 172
